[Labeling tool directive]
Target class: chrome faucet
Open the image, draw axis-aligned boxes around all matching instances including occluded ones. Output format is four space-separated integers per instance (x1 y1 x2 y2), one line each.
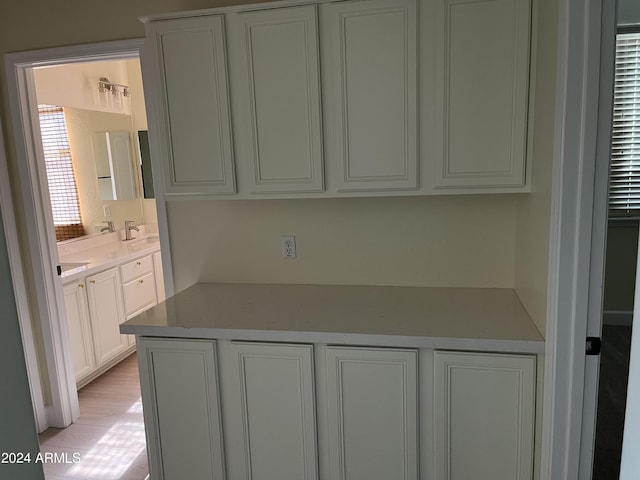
124 220 140 241
100 220 115 233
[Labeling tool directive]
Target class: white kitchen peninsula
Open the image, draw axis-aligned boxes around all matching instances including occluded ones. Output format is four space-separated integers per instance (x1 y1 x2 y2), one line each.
122 283 543 480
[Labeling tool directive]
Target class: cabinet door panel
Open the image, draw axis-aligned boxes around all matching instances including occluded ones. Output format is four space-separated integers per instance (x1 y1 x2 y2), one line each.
434 0 530 188
224 342 318 480
146 16 236 194
322 0 418 192
85 268 127 366
434 351 536 480
228 6 323 193
138 338 225 480
325 346 418 480
63 282 94 382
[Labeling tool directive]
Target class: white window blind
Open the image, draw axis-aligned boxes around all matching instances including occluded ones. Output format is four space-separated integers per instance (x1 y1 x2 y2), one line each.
38 104 84 241
610 32 640 216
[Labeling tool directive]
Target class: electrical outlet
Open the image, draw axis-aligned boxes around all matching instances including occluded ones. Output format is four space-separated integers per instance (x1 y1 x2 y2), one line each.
281 235 297 259
103 205 111 217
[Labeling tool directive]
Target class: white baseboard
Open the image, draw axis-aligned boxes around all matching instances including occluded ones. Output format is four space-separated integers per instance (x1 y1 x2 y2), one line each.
602 310 633 326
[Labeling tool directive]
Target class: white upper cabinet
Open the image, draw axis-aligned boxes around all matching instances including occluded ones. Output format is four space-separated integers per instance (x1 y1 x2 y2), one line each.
432 0 531 189
141 0 533 197
227 6 324 194
144 16 236 195
320 0 418 192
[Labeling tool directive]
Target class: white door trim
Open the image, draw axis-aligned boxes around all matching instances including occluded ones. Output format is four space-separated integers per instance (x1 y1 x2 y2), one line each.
541 0 607 478
578 0 617 476
0 108 47 432
3 38 174 430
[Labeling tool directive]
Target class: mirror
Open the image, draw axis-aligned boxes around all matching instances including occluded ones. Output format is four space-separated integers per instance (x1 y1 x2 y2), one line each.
64 108 145 238
93 131 136 201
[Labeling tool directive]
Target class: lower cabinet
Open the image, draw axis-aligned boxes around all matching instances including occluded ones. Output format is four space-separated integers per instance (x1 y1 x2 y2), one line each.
325 346 418 480
85 267 129 365
137 338 226 480
63 281 95 382
63 252 162 385
221 342 318 480
136 339 538 480
433 351 536 480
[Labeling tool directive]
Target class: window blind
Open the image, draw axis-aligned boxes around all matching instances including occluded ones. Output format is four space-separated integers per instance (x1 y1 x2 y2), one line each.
610 32 640 216
38 104 84 241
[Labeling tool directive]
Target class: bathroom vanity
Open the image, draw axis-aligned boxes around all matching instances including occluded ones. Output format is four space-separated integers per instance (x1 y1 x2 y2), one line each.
122 283 543 480
60 230 164 387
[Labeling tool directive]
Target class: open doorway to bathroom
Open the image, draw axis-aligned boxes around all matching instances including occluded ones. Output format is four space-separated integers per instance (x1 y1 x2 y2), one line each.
3 41 169 480
31 57 160 480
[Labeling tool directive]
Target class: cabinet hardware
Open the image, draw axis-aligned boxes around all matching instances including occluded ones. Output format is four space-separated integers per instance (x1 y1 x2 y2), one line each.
79 284 84 288
90 280 96 284
139 279 144 283
137 261 141 265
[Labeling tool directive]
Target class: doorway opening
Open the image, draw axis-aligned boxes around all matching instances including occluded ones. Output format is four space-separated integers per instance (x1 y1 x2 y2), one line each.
3 40 170 479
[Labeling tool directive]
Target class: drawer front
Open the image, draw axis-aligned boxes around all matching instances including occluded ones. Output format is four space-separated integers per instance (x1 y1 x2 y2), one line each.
123 272 157 317
121 254 154 284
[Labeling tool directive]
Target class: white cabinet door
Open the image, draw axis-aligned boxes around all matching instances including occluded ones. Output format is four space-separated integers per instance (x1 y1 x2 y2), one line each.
63 281 95 383
434 351 536 480
228 6 324 194
145 16 236 195
321 0 418 192
325 346 418 480
222 342 318 480
433 0 531 189
85 267 127 366
137 338 225 480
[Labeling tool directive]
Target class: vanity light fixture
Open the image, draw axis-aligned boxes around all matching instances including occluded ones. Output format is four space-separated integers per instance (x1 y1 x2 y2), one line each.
97 77 131 112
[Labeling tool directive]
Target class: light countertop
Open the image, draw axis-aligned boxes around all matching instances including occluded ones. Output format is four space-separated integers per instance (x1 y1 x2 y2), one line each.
59 234 161 283
121 283 545 353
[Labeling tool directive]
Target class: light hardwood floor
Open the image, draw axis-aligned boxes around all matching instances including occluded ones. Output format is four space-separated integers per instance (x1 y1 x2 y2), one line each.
38 353 149 480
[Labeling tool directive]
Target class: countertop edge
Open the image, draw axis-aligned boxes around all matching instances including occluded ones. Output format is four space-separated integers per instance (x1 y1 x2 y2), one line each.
121 324 544 353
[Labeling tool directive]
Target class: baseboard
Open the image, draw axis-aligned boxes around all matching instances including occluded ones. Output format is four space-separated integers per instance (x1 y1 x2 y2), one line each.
602 310 633 326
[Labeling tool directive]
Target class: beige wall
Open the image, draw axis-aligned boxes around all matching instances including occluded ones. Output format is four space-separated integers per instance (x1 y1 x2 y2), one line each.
513 0 557 335
33 60 131 115
168 195 518 291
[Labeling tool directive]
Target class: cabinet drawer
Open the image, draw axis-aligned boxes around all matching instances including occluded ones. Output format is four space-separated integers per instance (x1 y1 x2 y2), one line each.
123 272 157 317
121 255 153 284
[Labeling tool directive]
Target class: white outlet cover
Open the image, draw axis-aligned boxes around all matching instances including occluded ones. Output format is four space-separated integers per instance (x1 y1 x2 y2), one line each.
281 235 296 259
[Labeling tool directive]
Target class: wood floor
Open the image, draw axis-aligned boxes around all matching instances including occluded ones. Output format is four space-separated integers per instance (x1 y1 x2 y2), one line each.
38 353 149 480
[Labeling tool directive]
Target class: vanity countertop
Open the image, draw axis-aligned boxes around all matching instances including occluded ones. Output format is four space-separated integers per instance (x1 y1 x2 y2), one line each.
120 283 545 353
59 234 161 283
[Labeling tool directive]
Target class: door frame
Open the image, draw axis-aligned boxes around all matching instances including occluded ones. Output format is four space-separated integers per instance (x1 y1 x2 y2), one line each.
3 38 175 430
578 0 618 476
541 0 615 477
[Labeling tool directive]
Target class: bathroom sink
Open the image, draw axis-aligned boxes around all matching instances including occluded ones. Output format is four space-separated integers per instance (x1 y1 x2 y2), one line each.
126 236 160 252
59 262 88 273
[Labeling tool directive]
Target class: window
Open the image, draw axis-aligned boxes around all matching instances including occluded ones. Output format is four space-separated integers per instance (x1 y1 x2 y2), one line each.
38 104 84 241
609 32 640 216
